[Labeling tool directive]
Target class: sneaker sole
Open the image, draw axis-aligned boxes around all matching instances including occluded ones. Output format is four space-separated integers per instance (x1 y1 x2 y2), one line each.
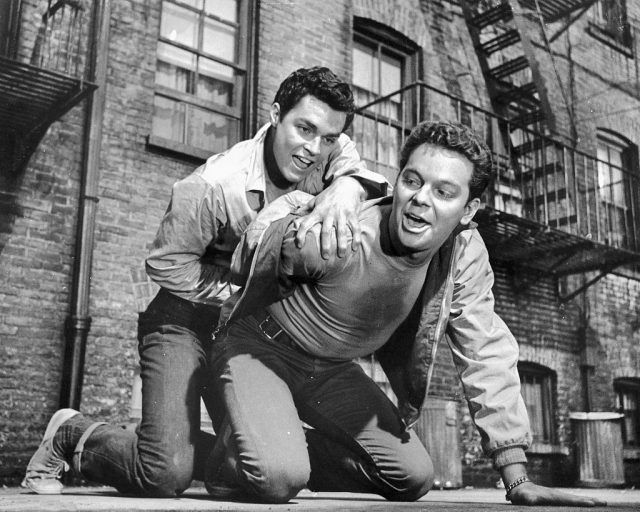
21 408 80 494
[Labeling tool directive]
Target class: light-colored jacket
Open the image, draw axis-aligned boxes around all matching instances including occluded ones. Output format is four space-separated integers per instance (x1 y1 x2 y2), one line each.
222 192 531 468
145 124 388 306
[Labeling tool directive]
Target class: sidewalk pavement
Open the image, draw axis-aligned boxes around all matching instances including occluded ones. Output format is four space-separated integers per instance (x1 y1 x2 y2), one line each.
1 485 639 511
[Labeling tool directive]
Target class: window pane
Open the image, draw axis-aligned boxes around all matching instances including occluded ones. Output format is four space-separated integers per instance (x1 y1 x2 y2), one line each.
380 52 402 96
161 2 199 49
353 44 375 92
197 58 241 106
152 95 185 143
205 0 237 23
203 17 236 61
521 377 546 442
156 42 196 92
187 105 239 153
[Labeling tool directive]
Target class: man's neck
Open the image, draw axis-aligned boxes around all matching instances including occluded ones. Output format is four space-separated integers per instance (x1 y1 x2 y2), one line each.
264 127 295 201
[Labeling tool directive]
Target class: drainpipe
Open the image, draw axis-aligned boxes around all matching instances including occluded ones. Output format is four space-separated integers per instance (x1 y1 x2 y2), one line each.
59 0 111 410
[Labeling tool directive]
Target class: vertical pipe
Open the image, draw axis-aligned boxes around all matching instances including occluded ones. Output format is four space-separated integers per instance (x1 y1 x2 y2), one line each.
59 0 111 410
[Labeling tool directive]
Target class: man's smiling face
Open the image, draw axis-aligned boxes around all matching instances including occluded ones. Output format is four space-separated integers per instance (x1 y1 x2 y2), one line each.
269 94 346 184
389 143 480 257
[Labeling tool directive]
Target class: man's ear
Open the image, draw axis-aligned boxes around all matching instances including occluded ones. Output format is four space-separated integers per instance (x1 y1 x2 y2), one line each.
460 197 481 225
270 103 280 126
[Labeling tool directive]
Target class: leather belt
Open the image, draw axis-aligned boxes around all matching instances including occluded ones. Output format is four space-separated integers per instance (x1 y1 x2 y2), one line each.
252 309 304 354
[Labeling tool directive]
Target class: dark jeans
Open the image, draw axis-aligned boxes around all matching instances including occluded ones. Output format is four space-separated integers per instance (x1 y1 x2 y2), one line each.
77 289 219 497
208 316 434 503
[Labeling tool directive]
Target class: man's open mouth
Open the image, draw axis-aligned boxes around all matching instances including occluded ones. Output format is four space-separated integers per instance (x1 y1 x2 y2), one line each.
293 155 313 169
403 211 430 231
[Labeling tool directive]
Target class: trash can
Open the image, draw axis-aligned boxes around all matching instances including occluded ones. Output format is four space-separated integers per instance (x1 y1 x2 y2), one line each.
414 398 462 489
570 412 625 487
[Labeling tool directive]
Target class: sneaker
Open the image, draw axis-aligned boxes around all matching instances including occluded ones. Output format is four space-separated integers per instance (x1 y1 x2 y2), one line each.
21 408 80 494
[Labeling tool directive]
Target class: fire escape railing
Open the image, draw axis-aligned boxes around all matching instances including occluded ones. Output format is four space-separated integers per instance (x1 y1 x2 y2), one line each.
352 81 640 255
0 0 96 173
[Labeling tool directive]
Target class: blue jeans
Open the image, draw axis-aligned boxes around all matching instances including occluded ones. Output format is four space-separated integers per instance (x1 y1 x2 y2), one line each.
208 316 434 503
76 289 219 497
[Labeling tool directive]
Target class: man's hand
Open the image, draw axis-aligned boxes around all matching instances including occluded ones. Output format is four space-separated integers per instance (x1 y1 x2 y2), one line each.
508 481 607 507
294 177 366 259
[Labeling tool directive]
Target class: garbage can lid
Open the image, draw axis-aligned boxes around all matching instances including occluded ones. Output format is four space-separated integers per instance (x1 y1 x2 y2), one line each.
569 412 624 420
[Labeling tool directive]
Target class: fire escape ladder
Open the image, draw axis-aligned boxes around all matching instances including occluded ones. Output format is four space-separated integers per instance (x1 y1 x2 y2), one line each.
462 0 640 293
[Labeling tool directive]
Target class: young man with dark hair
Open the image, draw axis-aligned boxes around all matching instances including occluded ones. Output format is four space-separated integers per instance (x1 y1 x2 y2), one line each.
204 121 606 507
22 66 387 497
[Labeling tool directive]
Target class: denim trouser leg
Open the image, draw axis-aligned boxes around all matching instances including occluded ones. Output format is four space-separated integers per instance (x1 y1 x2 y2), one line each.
76 291 219 497
209 318 433 503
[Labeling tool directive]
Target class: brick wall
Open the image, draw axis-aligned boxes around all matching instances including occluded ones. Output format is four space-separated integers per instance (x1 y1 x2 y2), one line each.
2 0 640 489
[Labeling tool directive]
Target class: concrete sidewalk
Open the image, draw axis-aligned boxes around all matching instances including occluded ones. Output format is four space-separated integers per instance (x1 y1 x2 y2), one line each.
1 486 639 511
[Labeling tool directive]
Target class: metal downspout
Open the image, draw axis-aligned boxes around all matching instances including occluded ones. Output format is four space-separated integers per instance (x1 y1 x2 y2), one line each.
59 0 111 410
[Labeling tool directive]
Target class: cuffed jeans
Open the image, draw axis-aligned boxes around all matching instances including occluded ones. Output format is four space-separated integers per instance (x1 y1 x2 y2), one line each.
208 316 434 503
75 289 219 497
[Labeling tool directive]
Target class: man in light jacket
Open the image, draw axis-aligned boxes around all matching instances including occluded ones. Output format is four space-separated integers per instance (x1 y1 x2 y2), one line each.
23 66 387 497
205 121 606 507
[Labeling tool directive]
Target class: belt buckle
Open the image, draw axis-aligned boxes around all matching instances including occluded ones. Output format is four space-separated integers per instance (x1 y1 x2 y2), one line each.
259 315 283 340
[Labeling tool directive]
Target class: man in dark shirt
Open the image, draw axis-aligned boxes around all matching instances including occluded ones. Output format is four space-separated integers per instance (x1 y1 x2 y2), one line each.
205 121 606 508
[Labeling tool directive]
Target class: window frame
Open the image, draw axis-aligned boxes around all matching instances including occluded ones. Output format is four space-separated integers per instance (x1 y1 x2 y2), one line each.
596 129 639 249
588 0 633 55
518 362 556 445
615 378 640 447
149 0 253 159
350 18 420 182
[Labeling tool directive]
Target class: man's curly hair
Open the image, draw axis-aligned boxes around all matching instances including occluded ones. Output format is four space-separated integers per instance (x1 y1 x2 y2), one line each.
399 121 494 200
273 67 355 132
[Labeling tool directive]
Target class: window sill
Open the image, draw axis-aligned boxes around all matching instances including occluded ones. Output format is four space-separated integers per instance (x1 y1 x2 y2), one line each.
624 447 640 460
147 135 211 163
527 443 569 456
586 23 634 58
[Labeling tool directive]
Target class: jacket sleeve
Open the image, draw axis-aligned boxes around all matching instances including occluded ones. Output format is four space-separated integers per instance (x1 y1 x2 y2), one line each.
296 133 389 197
145 170 226 304
445 230 531 468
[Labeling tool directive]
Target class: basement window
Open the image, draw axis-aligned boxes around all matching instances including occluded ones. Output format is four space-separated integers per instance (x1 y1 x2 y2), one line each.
519 362 556 444
615 378 640 447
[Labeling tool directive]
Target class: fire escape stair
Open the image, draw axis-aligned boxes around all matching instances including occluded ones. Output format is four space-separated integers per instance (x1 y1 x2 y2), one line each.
462 0 640 290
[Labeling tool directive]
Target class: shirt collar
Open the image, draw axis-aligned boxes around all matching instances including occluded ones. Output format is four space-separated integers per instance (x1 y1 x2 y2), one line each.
245 123 271 194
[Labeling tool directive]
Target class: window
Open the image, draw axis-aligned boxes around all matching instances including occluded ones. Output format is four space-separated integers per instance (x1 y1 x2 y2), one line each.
591 0 632 48
615 378 640 447
151 0 250 158
0 0 20 58
518 363 555 444
351 20 419 182
596 130 638 248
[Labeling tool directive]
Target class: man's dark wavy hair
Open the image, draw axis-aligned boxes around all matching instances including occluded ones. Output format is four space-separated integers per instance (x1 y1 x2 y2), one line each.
399 121 494 200
273 66 355 132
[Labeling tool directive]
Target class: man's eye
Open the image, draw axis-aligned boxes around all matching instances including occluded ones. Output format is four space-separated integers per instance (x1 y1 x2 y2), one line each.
322 137 337 146
299 125 312 135
401 176 421 189
436 189 455 199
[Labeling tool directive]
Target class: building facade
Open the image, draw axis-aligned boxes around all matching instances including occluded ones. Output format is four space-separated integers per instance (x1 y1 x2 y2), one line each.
1 0 640 488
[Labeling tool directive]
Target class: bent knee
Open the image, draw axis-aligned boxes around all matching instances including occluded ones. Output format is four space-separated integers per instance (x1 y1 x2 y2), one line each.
383 455 434 502
243 457 310 503
138 460 193 497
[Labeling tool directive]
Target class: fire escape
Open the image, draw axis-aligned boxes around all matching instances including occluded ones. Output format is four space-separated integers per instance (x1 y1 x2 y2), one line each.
459 0 640 299
0 0 97 175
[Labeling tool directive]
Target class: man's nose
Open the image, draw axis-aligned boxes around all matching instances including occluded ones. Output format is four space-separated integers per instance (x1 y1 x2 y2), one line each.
304 137 321 156
412 186 431 206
